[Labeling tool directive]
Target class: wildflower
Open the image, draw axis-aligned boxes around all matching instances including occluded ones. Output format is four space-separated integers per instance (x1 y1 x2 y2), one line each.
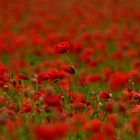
86 74 101 84
118 102 126 112
17 73 29 80
38 72 49 83
107 114 118 127
104 123 115 136
130 117 139 135
54 41 69 53
99 91 111 100
34 123 69 140
110 71 129 91
90 132 105 140
47 69 64 82
84 119 102 133
21 103 32 113
44 94 61 107
62 65 75 74
104 100 115 113
131 105 140 114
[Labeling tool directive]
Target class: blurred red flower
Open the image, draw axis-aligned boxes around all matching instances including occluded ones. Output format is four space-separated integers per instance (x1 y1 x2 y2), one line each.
34 123 69 140
54 41 69 54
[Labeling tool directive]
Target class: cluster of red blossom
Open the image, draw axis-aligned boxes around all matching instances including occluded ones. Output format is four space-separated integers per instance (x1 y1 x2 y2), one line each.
0 0 140 140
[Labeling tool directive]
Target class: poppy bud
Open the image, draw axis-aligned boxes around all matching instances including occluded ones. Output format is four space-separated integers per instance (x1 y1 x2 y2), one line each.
63 65 75 74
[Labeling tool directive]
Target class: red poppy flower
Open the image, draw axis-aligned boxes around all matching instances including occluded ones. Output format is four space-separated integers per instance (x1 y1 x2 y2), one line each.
21 103 32 113
131 105 140 114
110 72 129 91
99 91 111 100
44 94 61 107
104 100 115 113
47 69 65 82
130 117 139 135
54 41 69 53
62 65 75 74
18 73 29 80
107 114 118 127
104 123 115 136
84 119 102 133
118 102 126 112
34 123 69 140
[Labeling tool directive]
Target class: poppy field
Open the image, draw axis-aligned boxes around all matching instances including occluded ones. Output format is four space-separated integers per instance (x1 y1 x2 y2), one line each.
0 0 140 140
